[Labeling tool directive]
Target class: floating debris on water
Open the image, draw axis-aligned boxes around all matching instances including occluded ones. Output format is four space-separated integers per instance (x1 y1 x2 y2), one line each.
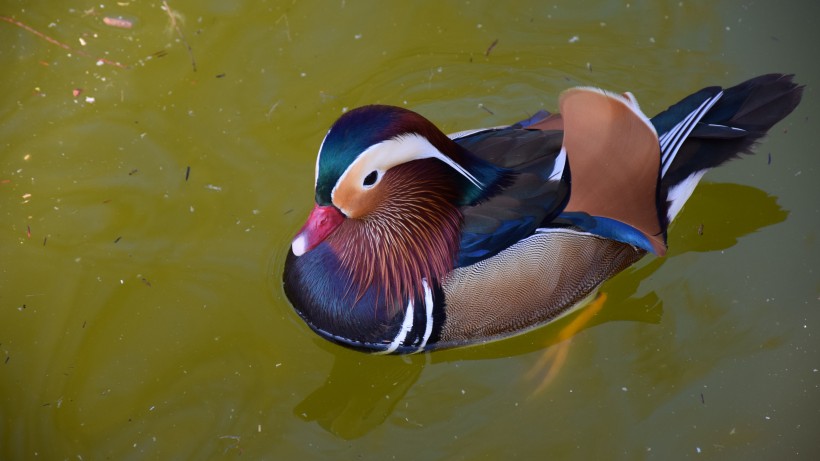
0 15 127 67
162 1 197 71
103 16 134 29
485 38 499 56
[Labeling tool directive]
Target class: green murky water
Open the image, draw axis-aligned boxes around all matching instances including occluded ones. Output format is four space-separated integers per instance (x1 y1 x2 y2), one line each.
1 1 818 459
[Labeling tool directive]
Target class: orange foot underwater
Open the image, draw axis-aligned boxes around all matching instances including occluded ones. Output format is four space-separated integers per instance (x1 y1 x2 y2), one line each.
526 292 608 396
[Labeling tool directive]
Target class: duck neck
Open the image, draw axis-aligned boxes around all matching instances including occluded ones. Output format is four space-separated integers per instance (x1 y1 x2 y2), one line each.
327 159 463 313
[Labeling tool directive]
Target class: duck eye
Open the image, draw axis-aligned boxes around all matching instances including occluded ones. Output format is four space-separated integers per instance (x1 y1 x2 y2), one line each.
362 170 378 187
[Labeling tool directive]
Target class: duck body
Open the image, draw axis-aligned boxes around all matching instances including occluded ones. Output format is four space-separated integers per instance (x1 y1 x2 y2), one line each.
283 74 802 354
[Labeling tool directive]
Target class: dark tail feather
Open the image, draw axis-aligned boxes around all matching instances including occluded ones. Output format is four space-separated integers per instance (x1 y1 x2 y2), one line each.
703 73 804 132
655 74 803 223
661 74 803 189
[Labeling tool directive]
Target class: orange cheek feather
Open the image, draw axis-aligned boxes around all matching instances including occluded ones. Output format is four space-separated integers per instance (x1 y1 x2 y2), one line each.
333 174 382 219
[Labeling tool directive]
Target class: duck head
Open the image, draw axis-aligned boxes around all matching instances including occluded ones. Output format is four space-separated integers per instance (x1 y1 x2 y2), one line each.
289 105 510 308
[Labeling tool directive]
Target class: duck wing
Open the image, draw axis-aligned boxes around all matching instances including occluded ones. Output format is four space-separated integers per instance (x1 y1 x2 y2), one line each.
452 119 569 267
453 85 673 267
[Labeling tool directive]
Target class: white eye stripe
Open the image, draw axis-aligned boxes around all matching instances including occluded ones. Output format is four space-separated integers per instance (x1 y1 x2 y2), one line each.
391 134 483 188
330 133 483 206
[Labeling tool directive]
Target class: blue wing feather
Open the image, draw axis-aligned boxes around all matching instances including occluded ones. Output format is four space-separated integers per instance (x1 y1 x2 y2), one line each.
453 125 568 267
556 212 655 253
458 215 536 265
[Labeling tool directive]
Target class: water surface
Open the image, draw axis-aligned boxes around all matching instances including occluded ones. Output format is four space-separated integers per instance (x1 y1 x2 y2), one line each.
1 1 818 459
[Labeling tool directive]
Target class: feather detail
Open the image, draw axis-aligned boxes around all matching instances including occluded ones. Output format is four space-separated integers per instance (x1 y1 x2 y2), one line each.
327 159 462 313
657 74 804 223
316 105 512 209
454 127 568 266
559 87 667 255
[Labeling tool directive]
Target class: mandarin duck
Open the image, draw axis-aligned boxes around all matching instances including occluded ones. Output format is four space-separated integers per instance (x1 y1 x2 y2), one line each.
283 74 803 354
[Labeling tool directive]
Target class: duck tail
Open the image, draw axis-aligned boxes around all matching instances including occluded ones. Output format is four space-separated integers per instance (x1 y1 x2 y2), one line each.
651 74 803 225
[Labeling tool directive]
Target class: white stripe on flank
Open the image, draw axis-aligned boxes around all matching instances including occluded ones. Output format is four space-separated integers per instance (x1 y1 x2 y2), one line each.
534 227 597 238
549 146 567 181
376 299 415 355
418 280 434 351
447 125 509 140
